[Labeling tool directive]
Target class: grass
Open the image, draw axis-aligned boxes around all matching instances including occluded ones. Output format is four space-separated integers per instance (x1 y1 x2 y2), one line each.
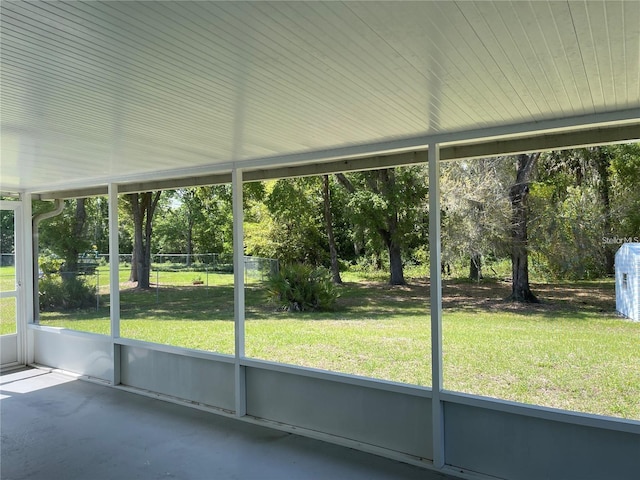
0 296 17 335
1 267 18 335
443 310 638 418
0 267 16 292
16 265 640 420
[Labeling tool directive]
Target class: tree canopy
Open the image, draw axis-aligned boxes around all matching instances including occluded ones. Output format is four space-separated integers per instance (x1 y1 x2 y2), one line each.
34 144 640 298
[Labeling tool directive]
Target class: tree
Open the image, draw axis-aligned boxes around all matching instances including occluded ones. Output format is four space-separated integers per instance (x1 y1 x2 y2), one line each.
257 178 328 266
441 157 512 280
593 147 615 273
64 198 87 274
124 191 162 289
153 189 206 263
509 153 540 302
335 167 428 285
610 143 640 239
36 198 92 275
530 146 628 280
177 189 202 265
0 210 15 265
322 175 342 284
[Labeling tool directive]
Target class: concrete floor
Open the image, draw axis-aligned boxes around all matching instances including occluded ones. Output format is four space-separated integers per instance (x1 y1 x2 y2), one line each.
1 368 457 480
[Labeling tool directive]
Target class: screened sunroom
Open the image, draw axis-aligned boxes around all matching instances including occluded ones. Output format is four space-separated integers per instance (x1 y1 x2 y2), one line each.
1 2 639 480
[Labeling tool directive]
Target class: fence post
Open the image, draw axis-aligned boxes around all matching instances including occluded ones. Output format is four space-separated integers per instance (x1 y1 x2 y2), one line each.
96 270 100 311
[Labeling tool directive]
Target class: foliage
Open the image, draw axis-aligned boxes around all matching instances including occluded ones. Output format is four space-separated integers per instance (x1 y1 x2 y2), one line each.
35 196 110 277
338 168 428 240
244 200 280 259
529 183 608 279
153 189 204 254
440 157 512 275
39 274 96 311
609 143 640 238
0 209 15 255
38 252 64 274
335 166 429 284
37 199 90 272
265 264 338 311
529 146 635 280
245 178 329 265
30 144 640 286
153 183 265 257
439 145 640 283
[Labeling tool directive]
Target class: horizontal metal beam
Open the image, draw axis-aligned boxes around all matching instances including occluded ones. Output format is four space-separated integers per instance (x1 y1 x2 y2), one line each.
37 152 429 199
36 174 232 200
36 186 108 200
0 191 22 198
117 173 232 195
243 151 429 182
36 122 639 199
440 123 640 161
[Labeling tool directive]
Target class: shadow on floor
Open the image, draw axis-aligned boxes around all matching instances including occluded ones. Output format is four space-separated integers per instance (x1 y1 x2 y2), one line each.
1 368 457 480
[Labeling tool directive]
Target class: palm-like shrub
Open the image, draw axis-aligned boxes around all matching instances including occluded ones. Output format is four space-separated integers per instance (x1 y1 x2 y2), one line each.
39 274 96 311
265 264 338 311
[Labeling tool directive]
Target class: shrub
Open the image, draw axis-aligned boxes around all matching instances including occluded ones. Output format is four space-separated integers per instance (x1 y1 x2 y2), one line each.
39 274 96 311
265 264 338 312
39 253 63 274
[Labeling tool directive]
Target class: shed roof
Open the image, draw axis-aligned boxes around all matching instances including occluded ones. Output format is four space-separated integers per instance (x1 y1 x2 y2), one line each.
1 1 639 194
617 243 640 256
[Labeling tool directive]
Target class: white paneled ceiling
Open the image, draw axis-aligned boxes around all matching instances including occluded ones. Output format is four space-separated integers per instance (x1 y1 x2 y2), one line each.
1 1 639 192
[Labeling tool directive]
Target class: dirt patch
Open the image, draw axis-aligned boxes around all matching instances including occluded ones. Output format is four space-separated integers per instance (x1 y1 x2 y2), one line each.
442 279 615 315
338 277 616 317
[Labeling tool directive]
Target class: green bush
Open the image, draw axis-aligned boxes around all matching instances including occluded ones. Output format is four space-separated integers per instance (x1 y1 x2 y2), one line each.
39 253 63 274
39 274 96 311
265 264 338 312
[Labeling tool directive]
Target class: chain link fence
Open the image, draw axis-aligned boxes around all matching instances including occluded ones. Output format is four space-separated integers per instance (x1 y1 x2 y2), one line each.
37 254 278 313
100 253 278 283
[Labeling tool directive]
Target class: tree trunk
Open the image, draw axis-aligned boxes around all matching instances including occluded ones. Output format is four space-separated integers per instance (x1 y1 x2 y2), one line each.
335 170 406 285
379 169 406 286
595 147 614 275
186 218 194 267
322 175 342 284
130 248 138 282
388 240 405 285
380 227 406 285
441 262 450 276
375 251 383 270
127 192 161 289
139 193 152 289
68 198 86 273
129 194 142 283
509 153 540 303
469 253 482 281
62 198 87 280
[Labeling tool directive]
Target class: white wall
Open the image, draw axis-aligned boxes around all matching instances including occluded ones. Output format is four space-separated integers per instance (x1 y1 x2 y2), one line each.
615 243 640 321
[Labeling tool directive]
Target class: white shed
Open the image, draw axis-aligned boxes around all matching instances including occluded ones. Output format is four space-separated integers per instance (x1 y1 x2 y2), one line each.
615 243 640 321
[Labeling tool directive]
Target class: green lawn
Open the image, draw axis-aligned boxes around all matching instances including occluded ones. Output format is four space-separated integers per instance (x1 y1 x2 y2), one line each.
31 269 640 420
0 296 17 335
0 266 16 292
1 266 17 335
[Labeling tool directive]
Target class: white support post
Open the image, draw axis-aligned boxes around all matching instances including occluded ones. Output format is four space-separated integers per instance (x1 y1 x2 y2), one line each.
21 194 35 365
108 183 121 385
19 195 32 365
232 168 246 416
428 143 445 468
